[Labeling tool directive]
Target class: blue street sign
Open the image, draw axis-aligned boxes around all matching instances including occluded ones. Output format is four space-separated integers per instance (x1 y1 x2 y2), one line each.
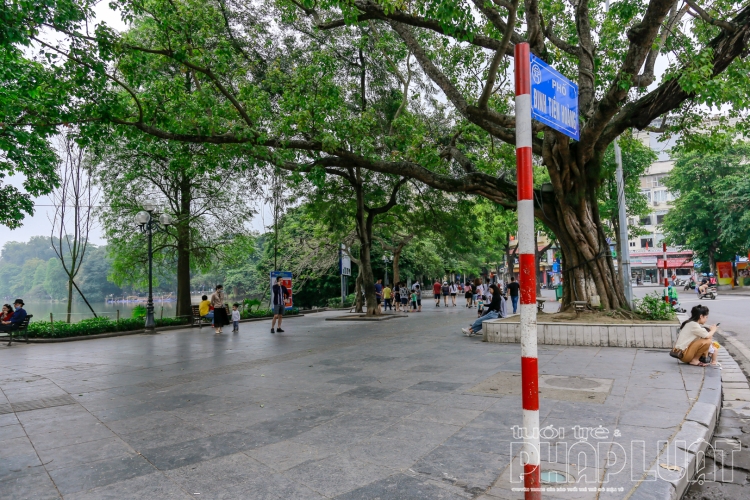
530 55 579 140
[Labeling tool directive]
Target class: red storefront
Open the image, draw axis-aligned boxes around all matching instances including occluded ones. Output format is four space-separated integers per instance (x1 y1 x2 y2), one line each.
629 250 694 284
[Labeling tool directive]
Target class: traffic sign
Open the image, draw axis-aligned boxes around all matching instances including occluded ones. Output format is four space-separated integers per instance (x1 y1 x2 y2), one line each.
530 54 579 140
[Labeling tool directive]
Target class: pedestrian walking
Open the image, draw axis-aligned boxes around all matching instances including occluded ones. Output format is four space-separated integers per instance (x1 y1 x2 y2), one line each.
383 283 393 311
506 276 520 314
231 303 240 332
400 283 409 312
433 280 442 307
440 282 449 306
462 284 503 336
375 279 383 313
210 285 228 335
449 282 458 306
394 283 401 312
271 277 289 334
464 282 473 307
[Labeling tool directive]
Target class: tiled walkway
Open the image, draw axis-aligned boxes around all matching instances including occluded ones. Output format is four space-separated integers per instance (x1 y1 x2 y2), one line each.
0 307 705 499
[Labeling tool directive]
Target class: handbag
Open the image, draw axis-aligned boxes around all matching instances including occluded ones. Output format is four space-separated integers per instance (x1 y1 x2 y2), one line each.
669 348 684 359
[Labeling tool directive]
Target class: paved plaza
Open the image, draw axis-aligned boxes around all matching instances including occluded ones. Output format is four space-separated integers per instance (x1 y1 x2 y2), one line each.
0 306 711 499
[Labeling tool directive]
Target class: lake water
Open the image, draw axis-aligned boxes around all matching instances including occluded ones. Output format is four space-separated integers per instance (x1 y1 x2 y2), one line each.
18 300 179 323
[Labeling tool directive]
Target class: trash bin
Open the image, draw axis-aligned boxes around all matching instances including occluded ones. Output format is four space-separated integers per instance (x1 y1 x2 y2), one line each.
555 285 563 301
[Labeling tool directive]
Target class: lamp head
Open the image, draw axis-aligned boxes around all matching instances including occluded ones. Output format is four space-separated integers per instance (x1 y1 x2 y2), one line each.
135 211 151 225
142 202 157 212
158 213 173 226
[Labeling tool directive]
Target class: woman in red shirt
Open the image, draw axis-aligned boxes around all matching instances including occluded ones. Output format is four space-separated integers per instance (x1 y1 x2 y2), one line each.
1 304 13 322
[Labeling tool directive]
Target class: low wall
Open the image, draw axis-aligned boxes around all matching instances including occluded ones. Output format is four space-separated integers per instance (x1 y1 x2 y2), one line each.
483 320 678 348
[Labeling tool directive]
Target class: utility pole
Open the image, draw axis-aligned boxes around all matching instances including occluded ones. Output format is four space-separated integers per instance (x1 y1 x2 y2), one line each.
614 140 633 308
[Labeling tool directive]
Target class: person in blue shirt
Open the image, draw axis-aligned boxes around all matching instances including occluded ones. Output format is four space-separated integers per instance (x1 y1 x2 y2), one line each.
0 299 27 332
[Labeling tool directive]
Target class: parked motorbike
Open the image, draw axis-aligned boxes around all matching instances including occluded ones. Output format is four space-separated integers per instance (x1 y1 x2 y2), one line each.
683 279 696 291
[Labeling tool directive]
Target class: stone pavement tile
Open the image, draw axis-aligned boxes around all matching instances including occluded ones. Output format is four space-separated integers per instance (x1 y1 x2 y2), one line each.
283 453 395 498
0 413 20 427
441 426 513 455
105 413 187 435
334 473 470 500
75 394 140 412
135 432 250 471
290 415 395 453
384 389 445 405
433 393 502 411
327 375 381 385
406 406 482 426
0 436 36 459
91 402 163 423
164 452 267 495
347 436 428 469
247 440 334 472
0 423 27 442
118 422 211 449
18 412 102 437
412 445 510 494
47 454 156 496
339 385 401 400
405 364 449 373
619 407 688 429
319 366 363 375
64 472 192 500
28 422 117 451
0 472 61 500
37 436 136 471
222 471 327 500
0 453 44 482
14 404 89 425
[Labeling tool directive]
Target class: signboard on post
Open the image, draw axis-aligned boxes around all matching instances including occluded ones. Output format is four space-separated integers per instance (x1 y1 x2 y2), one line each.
340 247 351 276
270 271 293 310
530 54 579 140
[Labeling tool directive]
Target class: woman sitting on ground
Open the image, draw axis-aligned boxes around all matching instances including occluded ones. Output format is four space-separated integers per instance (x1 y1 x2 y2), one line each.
673 305 718 367
462 284 505 337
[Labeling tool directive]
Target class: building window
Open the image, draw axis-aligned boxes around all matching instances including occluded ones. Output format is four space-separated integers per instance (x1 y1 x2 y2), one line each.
629 241 636 247
653 190 668 203
656 214 665 224
640 215 652 226
641 190 652 203
651 175 665 188
641 238 653 248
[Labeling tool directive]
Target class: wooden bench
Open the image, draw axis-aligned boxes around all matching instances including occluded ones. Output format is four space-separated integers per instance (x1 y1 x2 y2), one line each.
573 301 588 312
5 315 33 346
191 305 230 328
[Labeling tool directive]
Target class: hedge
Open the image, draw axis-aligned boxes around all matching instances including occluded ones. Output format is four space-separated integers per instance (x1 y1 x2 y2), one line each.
27 316 190 339
24 307 301 339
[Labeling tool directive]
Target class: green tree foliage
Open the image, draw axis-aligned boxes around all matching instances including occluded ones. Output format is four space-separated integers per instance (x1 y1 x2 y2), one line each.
662 138 750 274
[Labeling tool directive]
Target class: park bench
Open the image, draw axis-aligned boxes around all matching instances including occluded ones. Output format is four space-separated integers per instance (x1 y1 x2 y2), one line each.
5 315 33 346
573 301 588 313
191 305 230 328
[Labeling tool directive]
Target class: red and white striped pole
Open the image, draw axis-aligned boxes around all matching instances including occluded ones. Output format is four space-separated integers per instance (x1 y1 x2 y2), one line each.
514 42 541 500
663 242 670 302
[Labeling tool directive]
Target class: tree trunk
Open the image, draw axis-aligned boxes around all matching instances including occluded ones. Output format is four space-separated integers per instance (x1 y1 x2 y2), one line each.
392 250 400 285
175 177 193 319
66 279 73 323
542 191 627 311
354 269 364 313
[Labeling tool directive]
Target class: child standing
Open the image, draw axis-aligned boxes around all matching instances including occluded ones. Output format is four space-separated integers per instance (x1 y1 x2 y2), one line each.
411 289 418 311
476 295 484 317
231 303 240 332
383 284 392 311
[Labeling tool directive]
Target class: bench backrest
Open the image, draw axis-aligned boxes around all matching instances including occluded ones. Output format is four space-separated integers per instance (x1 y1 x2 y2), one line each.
19 314 33 328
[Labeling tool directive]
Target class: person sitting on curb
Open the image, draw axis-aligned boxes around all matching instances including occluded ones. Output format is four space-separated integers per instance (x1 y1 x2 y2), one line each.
462 285 503 337
673 305 719 367
0 299 27 333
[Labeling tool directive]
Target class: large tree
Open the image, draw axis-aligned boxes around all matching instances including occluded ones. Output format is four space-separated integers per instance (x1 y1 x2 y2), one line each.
7 0 750 309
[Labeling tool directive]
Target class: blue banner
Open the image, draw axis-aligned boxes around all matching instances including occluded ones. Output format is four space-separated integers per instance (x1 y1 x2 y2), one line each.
530 55 579 140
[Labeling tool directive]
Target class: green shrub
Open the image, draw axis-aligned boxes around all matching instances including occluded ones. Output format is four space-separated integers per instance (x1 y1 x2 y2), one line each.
243 298 262 311
27 316 190 339
634 292 676 321
132 304 147 319
327 293 355 308
743 277 750 286
239 307 300 319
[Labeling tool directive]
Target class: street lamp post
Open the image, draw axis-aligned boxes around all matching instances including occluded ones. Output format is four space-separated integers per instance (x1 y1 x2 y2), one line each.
382 254 393 285
135 205 172 331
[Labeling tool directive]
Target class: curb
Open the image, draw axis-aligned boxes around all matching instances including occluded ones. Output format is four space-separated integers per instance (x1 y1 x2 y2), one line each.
629 357 723 499
5 314 305 344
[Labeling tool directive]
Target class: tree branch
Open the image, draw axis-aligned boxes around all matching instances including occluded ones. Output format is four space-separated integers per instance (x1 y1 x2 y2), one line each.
685 0 737 33
477 0 518 110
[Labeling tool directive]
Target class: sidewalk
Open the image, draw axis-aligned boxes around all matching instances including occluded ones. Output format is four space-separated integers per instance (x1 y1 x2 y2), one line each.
0 306 719 499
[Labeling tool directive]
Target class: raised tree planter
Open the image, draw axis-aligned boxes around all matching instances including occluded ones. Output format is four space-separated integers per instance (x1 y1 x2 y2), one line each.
483 317 679 348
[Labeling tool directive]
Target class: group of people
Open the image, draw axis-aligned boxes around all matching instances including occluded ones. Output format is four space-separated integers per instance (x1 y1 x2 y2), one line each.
0 299 27 333
374 280 423 313
197 284 242 335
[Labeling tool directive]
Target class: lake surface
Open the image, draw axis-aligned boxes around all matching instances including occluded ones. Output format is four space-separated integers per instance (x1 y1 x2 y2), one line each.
18 300 179 322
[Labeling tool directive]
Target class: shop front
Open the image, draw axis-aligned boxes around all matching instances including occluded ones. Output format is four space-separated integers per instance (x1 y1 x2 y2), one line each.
629 250 694 284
